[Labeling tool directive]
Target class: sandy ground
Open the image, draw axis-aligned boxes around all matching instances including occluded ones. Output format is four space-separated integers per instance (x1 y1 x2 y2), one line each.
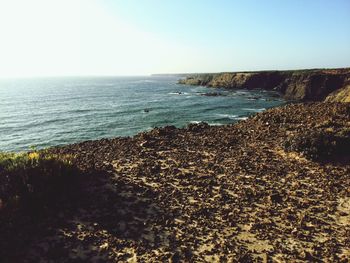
1 102 350 262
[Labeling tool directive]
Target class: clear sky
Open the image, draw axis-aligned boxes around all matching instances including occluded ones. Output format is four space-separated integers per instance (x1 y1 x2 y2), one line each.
0 0 349 77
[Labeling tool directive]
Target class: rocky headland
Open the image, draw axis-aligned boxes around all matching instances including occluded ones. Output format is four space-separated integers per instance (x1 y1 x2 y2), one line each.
1 102 349 262
178 68 350 101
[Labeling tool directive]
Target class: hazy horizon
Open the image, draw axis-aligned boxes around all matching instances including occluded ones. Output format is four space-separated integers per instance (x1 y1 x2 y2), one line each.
2 66 350 80
0 0 349 78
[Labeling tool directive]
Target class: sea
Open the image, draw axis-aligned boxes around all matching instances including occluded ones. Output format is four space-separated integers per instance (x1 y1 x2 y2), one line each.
0 76 285 152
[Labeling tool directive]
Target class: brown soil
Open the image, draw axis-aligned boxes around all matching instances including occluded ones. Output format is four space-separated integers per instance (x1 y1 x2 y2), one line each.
2 102 350 262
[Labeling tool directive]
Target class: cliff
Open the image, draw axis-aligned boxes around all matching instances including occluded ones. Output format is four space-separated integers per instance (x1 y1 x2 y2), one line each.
325 85 350 103
178 68 350 101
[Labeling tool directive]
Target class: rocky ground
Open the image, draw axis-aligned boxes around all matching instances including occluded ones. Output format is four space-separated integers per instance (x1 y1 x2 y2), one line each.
1 102 350 262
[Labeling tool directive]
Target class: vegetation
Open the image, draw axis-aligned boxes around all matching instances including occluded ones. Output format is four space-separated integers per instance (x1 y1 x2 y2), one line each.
284 127 350 161
0 150 83 260
0 150 76 213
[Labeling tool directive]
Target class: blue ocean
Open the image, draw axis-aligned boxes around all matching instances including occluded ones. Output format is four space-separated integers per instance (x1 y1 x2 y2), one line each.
0 76 285 152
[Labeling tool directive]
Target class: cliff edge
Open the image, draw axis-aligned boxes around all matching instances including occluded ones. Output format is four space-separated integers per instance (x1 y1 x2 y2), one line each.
178 68 350 101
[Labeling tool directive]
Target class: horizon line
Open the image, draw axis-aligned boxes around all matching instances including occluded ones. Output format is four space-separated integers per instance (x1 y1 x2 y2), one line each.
1 66 350 80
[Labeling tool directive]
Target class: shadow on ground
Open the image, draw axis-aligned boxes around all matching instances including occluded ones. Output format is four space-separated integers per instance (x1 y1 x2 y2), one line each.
0 167 172 262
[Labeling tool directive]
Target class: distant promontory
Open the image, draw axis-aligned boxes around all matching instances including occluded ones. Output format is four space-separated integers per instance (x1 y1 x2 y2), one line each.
178 68 350 102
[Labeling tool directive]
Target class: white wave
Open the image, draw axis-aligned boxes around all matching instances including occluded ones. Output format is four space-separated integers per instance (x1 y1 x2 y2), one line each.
208 123 224 126
242 108 266 112
215 113 238 119
189 121 201 124
235 91 249 95
234 117 248 120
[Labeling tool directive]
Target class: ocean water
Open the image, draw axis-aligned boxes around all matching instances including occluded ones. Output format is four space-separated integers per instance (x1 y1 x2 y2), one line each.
0 76 285 152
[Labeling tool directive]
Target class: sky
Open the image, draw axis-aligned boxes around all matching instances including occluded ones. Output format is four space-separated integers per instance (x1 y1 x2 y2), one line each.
0 0 349 77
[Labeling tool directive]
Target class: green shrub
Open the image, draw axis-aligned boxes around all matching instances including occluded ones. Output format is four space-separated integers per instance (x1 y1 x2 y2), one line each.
284 129 350 161
0 151 81 260
0 151 76 213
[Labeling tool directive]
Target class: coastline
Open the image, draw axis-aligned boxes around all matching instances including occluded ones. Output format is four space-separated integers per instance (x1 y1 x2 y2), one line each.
0 76 285 153
1 101 349 261
1 0 349 260
178 68 350 102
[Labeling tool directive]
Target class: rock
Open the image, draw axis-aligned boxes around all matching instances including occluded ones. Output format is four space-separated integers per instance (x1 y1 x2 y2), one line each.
325 85 350 103
2 102 350 262
187 122 210 132
178 68 350 101
269 192 283 203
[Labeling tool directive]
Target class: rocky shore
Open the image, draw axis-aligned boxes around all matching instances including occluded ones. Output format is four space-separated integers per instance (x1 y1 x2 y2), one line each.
178 68 350 101
1 102 349 262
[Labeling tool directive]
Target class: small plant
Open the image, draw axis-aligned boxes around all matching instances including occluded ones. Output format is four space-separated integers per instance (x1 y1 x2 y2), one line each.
0 150 76 213
0 151 80 260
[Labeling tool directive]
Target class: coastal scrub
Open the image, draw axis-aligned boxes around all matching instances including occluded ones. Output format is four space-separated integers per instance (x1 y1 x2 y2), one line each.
0 151 76 212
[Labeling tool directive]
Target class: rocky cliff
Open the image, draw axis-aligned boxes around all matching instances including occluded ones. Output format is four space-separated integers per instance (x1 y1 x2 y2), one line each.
325 85 350 103
178 68 350 101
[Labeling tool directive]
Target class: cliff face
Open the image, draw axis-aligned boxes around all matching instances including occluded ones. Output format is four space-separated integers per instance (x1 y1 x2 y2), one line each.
325 85 350 103
178 68 350 101
282 71 349 100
